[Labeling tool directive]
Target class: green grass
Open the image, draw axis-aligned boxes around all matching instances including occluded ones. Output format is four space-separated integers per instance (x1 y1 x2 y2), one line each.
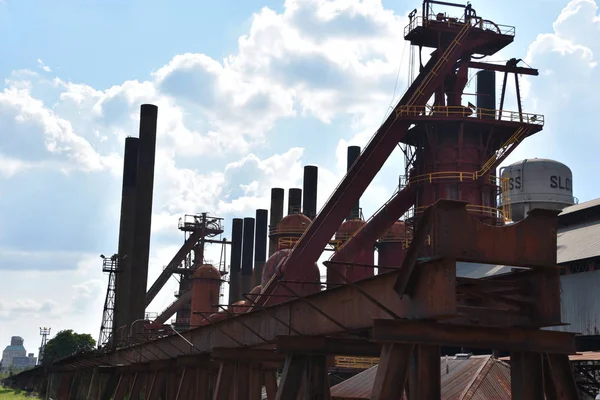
0 388 38 399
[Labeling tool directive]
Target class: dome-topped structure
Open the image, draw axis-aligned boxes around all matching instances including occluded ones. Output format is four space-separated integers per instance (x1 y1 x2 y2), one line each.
330 219 375 283
335 219 366 242
190 263 222 328
270 213 311 251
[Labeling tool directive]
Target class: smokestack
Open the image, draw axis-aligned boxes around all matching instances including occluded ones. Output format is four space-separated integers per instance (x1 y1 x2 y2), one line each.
113 137 139 338
228 218 243 304
130 104 158 323
347 146 361 220
268 188 285 257
254 209 268 286
241 217 255 297
303 166 318 219
288 188 302 215
476 70 496 119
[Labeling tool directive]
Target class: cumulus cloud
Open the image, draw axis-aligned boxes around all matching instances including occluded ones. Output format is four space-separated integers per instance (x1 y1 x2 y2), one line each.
0 0 424 348
503 0 600 205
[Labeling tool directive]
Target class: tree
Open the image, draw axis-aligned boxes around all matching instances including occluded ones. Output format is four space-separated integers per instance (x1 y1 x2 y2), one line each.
42 330 96 365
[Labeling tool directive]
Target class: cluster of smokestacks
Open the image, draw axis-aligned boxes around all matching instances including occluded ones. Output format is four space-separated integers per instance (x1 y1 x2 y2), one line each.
114 104 158 336
228 211 268 303
228 164 320 302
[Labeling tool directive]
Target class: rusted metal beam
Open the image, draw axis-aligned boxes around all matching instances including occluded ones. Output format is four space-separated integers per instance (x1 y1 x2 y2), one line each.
108 261 456 364
372 319 577 354
276 336 381 357
511 351 544 400
408 345 441 400
146 229 203 307
468 61 539 76
275 355 308 400
371 343 412 400
211 347 285 363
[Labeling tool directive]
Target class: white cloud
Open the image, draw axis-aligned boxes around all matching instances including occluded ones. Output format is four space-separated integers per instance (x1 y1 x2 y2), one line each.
37 59 52 73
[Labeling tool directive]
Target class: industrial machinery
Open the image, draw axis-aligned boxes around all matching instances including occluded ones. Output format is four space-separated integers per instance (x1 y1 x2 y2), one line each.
14 1 583 399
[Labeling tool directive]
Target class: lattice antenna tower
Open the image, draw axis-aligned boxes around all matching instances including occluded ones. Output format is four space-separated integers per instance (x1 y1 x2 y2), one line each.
38 327 51 365
98 254 120 347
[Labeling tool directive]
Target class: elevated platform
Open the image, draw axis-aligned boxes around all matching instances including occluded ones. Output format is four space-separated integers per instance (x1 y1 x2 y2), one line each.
405 15 515 55
396 106 543 147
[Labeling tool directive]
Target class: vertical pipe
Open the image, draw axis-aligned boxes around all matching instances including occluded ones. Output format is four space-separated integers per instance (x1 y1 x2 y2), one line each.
130 104 158 323
347 146 361 220
241 217 255 297
228 218 243 304
113 137 139 339
268 188 285 257
302 166 319 219
288 188 302 215
254 209 268 287
476 70 496 119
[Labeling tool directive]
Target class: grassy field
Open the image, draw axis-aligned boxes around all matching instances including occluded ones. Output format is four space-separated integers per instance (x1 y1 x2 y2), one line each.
0 388 38 399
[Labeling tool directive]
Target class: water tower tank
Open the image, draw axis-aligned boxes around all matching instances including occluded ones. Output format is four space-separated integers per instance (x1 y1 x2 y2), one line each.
500 158 575 222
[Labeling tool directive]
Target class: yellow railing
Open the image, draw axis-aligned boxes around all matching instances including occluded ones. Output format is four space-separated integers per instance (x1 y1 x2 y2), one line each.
269 227 308 235
278 237 299 248
404 171 506 186
334 356 380 370
404 14 515 37
499 178 512 222
395 105 544 126
478 126 529 178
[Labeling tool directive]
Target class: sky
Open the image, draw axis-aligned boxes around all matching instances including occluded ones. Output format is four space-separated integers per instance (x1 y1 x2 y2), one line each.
1 0 599 356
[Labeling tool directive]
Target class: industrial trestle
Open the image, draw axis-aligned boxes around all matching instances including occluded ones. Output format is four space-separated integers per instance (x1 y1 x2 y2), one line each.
6 1 582 399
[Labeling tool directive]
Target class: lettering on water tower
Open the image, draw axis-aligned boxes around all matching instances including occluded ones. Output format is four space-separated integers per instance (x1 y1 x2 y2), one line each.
507 175 572 191
550 176 572 192
508 176 521 190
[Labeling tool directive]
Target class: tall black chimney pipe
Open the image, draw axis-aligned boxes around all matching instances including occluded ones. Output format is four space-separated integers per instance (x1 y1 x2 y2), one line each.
254 209 268 287
303 166 318 219
130 104 158 323
241 217 255 296
268 188 285 257
347 146 361 220
476 70 496 119
113 137 139 337
228 218 243 304
288 188 302 215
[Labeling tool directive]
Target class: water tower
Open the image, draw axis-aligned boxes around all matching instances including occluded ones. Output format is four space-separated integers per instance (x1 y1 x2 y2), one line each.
500 158 576 222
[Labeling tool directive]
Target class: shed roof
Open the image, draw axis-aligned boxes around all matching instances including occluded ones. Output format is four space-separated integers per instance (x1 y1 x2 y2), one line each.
330 355 511 400
557 221 600 264
560 198 600 216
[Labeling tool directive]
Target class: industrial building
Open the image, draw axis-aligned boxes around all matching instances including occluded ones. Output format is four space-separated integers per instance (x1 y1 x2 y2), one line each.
1 337 37 371
4 1 593 399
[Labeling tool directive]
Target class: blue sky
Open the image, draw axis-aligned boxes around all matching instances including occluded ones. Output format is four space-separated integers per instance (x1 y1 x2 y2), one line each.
1 0 598 354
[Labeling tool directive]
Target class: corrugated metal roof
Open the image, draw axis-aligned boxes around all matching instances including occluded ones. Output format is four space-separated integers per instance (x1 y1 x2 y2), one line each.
560 198 600 216
500 352 600 362
557 221 600 263
330 355 511 400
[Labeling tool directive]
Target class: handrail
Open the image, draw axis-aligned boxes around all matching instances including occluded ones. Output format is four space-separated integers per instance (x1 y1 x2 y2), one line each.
404 14 515 37
403 171 507 186
396 105 544 125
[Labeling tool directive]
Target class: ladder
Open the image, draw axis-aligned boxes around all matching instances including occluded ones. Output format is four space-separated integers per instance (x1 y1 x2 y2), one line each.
476 126 528 178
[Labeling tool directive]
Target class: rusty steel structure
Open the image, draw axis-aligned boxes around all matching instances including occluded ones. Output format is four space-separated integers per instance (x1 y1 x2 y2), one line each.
5 2 583 399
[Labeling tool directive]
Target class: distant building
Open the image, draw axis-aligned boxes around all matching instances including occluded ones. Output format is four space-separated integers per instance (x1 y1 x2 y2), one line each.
1 336 36 371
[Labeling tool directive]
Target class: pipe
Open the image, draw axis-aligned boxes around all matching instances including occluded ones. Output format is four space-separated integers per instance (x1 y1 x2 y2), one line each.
129 104 158 323
288 188 302 215
302 166 318 219
268 188 285 257
241 217 255 297
347 146 361 220
228 218 243 304
113 137 139 338
476 70 496 119
330 186 416 284
254 209 268 287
